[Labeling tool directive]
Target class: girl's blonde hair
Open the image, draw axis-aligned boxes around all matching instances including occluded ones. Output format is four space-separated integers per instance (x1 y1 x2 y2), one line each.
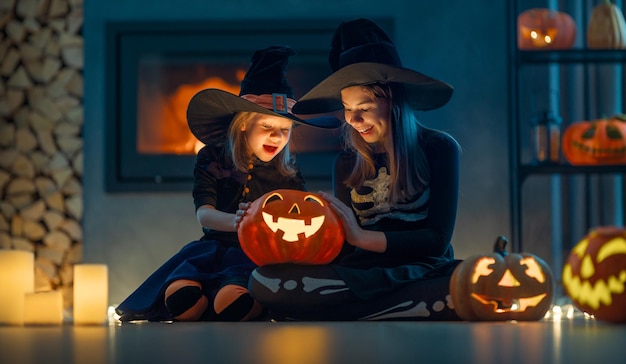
342 83 432 204
226 111 298 177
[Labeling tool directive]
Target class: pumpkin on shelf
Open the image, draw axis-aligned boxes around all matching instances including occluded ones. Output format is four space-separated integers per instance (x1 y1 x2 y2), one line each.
237 189 344 266
587 0 626 49
517 8 576 50
449 236 554 321
562 114 626 165
562 226 626 323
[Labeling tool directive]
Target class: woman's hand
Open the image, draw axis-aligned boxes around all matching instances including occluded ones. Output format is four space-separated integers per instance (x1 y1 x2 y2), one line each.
317 191 363 247
318 191 387 253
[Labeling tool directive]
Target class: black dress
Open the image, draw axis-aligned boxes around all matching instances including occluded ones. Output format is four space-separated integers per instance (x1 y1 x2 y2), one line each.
115 145 305 322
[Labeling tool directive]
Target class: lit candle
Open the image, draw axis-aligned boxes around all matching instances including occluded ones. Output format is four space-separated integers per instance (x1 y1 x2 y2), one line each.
73 264 108 325
24 291 64 325
0 250 34 325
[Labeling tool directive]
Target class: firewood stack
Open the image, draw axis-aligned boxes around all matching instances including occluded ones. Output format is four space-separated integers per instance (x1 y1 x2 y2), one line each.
0 0 84 310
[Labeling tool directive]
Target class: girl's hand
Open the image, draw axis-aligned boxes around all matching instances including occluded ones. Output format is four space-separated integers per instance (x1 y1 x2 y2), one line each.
234 202 250 229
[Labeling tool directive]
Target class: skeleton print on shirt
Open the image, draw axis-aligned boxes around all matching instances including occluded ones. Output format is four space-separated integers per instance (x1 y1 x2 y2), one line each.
351 165 430 226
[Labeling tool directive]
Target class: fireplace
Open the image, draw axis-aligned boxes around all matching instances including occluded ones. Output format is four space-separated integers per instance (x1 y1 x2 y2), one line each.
104 19 394 192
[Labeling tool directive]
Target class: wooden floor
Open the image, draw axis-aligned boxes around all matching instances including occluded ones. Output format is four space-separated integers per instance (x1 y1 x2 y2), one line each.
1 315 625 364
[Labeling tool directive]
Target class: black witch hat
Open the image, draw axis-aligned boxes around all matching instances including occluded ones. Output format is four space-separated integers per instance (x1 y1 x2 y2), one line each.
292 19 453 114
187 46 340 145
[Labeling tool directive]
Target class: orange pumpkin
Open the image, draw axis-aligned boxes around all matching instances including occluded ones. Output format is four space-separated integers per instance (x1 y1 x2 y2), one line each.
562 115 626 165
587 0 626 49
517 8 576 50
562 226 626 323
450 236 554 321
238 189 344 266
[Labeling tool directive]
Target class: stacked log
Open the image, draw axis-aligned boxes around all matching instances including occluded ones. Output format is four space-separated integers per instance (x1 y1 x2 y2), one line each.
0 0 84 310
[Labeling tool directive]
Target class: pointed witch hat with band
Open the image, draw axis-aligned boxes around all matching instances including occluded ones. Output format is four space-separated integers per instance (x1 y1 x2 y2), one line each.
187 45 340 146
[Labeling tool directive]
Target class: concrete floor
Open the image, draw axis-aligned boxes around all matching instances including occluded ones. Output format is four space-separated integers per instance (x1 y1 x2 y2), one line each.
1 315 625 364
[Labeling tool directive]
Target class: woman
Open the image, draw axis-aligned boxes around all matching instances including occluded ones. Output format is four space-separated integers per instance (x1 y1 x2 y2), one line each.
248 19 462 321
114 46 339 322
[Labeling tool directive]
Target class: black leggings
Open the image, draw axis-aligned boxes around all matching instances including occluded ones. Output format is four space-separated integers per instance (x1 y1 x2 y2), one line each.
248 264 460 321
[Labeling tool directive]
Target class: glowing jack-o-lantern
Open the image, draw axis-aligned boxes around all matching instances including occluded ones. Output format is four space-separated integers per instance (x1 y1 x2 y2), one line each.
450 236 554 321
238 189 344 266
562 226 626 323
562 115 626 165
517 8 576 50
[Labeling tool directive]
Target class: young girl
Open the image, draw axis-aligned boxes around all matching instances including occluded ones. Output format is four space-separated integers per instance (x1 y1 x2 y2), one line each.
248 20 462 320
115 46 339 322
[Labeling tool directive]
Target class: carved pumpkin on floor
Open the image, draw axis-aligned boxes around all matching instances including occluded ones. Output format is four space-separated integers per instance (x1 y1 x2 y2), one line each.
450 236 554 321
562 115 626 165
238 189 344 266
517 8 576 50
562 226 626 323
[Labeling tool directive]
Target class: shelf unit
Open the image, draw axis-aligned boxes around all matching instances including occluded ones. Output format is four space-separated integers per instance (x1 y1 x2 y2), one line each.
507 1 626 255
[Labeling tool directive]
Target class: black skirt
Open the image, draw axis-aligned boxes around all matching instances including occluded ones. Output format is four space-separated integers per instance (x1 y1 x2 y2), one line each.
115 239 256 322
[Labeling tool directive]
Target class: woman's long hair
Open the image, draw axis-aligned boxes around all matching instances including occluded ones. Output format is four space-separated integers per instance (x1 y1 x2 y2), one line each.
342 83 430 203
226 111 298 177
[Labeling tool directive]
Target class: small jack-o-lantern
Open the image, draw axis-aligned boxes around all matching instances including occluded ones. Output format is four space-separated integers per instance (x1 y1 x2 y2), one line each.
238 189 344 266
518 8 576 50
562 226 626 323
450 236 554 321
562 115 626 165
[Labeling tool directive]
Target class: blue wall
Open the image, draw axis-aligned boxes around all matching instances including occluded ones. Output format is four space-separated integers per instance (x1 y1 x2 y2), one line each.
84 0 513 304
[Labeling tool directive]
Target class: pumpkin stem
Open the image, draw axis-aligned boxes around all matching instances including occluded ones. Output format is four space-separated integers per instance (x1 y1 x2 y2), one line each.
494 236 509 256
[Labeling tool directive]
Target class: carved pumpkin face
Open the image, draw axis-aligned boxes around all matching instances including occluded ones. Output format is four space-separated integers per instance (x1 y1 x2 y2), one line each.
562 226 626 323
238 189 344 266
450 236 554 321
562 115 626 165
517 8 576 50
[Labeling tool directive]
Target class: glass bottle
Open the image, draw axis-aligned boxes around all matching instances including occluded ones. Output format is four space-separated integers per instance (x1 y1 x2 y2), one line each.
532 110 561 165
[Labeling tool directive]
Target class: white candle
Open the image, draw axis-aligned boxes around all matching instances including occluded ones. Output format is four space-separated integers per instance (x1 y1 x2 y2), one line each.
24 291 64 325
73 264 108 325
0 250 34 325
